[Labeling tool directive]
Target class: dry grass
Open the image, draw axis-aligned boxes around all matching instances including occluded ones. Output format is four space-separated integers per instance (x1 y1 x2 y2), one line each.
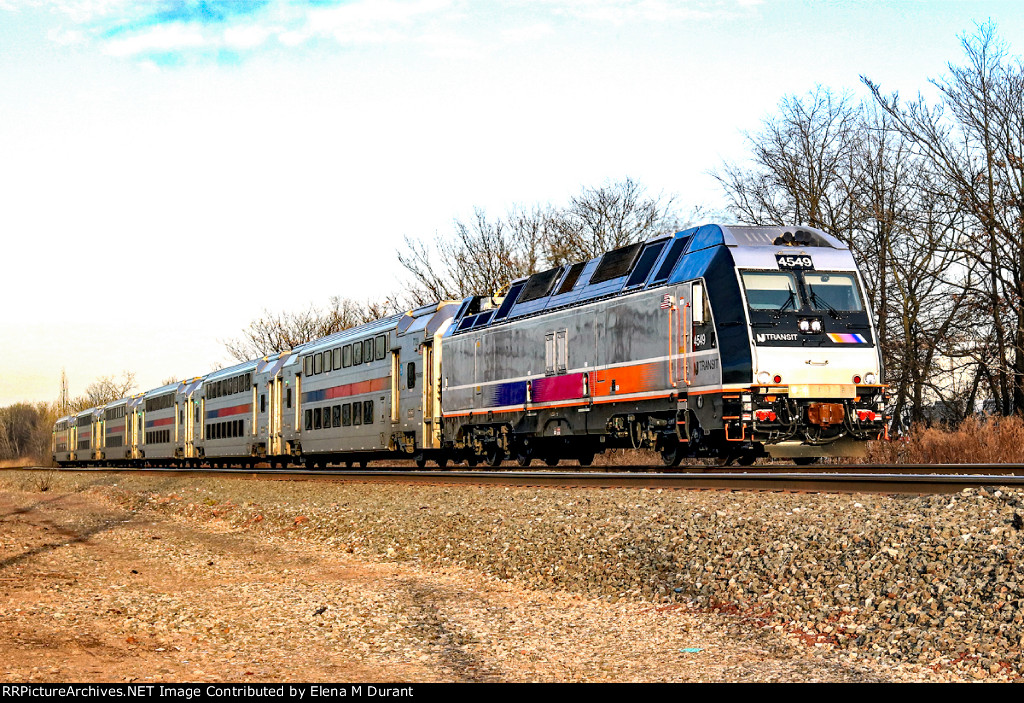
591 448 660 466
0 457 38 469
865 415 1024 464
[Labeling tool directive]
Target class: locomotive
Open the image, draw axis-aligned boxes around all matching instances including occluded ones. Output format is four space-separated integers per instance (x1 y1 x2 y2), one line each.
53 224 886 469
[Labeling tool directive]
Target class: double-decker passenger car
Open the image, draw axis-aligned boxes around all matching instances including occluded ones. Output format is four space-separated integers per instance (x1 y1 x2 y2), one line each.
286 302 460 468
138 383 178 463
198 363 256 467
101 396 131 461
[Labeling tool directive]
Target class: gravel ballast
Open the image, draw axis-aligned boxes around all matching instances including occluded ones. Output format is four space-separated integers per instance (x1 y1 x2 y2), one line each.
4 469 1023 681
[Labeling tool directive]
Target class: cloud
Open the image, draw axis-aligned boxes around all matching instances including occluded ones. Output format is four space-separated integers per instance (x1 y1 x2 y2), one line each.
548 0 760 24
29 0 466 63
19 0 760 65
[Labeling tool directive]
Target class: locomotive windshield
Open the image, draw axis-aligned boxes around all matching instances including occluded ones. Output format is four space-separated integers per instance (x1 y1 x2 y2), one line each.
741 272 800 310
804 272 863 312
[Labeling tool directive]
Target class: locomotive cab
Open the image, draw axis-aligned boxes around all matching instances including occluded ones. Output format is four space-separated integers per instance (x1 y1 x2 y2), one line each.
729 230 886 460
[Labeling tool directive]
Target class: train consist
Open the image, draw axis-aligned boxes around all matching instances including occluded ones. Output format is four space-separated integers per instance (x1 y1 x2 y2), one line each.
53 224 886 469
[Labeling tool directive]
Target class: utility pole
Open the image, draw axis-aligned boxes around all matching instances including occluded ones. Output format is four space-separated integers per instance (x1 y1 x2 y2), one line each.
59 368 69 416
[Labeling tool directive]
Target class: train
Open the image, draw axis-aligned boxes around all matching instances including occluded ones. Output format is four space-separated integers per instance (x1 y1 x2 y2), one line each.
53 223 887 469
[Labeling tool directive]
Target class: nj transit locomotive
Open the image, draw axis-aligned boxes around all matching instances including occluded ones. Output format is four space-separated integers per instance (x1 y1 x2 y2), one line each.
53 224 886 469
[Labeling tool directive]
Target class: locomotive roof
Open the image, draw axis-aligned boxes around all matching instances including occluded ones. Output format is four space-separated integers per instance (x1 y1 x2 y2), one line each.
448 223 853 335
696 224 846 251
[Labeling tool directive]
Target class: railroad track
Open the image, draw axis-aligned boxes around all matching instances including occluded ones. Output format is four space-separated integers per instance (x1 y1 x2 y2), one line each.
26 463 1024 494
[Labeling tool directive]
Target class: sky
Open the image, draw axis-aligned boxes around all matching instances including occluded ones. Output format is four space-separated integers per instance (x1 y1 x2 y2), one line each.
2 0 1023 407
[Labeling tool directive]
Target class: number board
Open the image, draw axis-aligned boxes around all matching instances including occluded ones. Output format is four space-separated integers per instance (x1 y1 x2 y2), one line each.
776 253 814 270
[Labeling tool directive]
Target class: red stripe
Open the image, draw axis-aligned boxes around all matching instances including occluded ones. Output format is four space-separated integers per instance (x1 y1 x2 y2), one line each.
324 376 390 400
211 403 252 418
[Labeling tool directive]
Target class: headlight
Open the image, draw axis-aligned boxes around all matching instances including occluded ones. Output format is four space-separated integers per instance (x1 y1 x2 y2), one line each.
798 319 810 332
865 372 878 385
810 319 823 333
757 371 771 385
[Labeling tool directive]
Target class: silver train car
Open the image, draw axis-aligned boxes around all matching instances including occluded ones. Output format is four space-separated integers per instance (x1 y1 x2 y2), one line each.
53 224 885 468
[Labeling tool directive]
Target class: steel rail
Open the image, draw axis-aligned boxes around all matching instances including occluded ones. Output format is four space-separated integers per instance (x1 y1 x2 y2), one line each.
30 464 1024 494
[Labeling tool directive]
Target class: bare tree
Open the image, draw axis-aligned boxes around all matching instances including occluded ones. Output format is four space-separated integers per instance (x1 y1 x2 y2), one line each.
69 371 137 412
397 178 684 303
864 21 1024 414
714 87 862 240
0 401 60 463
714 87 973 428
223 296 393 362
544 178 682 264
396 208 542 305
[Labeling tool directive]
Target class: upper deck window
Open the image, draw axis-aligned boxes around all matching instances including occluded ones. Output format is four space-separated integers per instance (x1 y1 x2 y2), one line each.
804 273 863 312
741 272 800 311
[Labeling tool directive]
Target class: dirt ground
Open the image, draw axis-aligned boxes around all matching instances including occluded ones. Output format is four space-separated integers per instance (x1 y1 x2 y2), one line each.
0 478 946 683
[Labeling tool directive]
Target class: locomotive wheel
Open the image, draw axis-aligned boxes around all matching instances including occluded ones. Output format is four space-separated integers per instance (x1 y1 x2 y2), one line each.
414 453 427 469
435 456 449 469
577 452 595 467
486 446 503 467
793 456 820 466
516 451 533 467
736 453 757 466
544 456 560 467
661 444 683 467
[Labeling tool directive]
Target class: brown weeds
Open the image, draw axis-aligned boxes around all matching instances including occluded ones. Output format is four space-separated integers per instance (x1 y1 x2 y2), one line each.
865 416 1024 464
